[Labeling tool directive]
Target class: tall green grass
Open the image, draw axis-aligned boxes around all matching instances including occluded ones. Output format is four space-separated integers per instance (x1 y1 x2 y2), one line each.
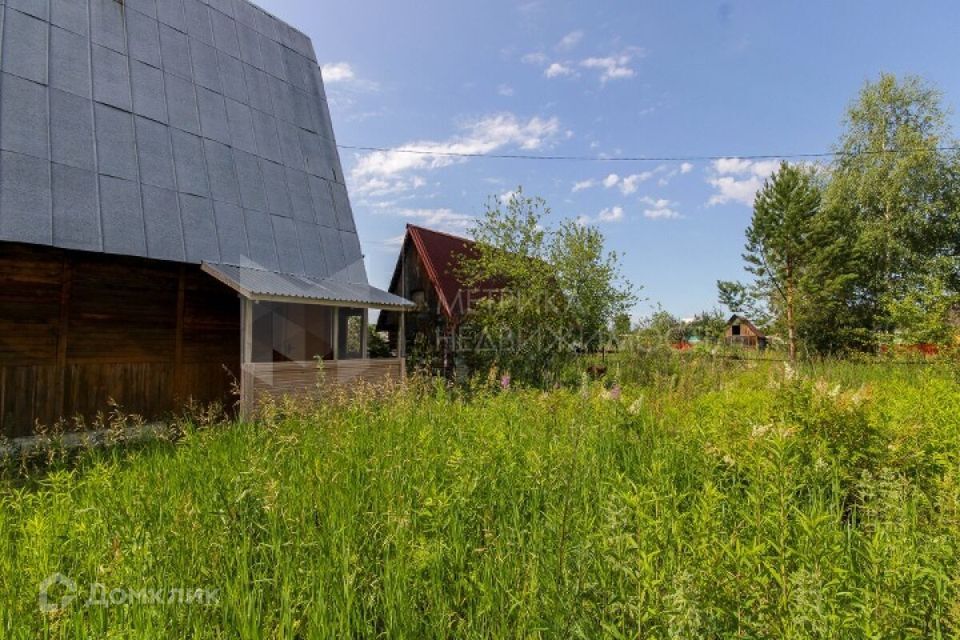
1 360 958 638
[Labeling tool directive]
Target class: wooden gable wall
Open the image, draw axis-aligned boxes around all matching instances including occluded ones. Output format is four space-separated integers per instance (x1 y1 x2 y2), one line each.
726 321 761 338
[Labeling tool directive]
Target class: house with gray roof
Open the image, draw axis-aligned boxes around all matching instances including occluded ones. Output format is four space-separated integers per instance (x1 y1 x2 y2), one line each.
0 0 411 436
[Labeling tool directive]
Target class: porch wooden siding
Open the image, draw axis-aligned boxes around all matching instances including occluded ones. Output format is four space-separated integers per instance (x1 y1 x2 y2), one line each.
240 359 405 414
0 244 240 438
726 335 762 348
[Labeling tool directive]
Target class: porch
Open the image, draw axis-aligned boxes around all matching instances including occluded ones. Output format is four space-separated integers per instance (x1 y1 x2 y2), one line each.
203 264 413 417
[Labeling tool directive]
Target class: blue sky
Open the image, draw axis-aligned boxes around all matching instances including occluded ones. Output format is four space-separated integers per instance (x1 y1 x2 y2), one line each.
258 0 960 319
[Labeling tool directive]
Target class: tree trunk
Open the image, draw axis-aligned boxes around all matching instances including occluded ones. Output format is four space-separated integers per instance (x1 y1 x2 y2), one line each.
786 262 797 362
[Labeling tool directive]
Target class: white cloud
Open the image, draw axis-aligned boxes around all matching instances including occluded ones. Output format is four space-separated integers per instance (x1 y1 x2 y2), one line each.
582 56 635 82
650 162 695 187
619 172 654 195
521 52 549 65
640 196 682 219
598 206 625 222
525 46 643 84
353 175 427 198
707 176 764 206
713 157 780 176
714 157 749 174
350 113 564 195
380 234 407 250
341 108 387 124
577 205 626 226
398 208 473 227
365 202 474 241
640 196 669 207
517 0 544 14
573 172 653 195
391 208 475 233
580 48 643 83
749 160 782 176
497 84 515 96
644 206 680 219
706 158 780 206
545 62 575 78
320 62 356 83
320 62 380 105
643 198 680 220
556 30 584 51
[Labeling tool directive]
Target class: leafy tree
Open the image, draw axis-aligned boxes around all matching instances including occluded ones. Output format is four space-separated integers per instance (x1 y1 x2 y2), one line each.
367 326 392 358
458 188 636 386
825 73 960 343
686 309 728 343
457 190 558 385
610 313 634 351
612 313 633 337
885 257 960 345
789 191 867 354
551 221 636 352
635 307 686 345
723 75 960 354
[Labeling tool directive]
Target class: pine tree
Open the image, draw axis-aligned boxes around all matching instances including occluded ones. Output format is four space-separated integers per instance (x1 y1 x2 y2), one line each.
742 162 822 360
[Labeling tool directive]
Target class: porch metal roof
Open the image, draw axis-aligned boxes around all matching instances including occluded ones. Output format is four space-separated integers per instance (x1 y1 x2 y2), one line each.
203 263 414 310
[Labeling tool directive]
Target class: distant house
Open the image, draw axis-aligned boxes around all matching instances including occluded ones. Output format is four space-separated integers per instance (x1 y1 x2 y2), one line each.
0 0 411 437
377 225 499 375
725 315 768 350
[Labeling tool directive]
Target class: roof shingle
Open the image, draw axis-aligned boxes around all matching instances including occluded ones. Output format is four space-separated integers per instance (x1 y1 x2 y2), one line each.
0 0 378 302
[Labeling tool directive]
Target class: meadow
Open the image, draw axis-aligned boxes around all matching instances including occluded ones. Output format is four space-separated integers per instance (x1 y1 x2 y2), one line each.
1 355 958 638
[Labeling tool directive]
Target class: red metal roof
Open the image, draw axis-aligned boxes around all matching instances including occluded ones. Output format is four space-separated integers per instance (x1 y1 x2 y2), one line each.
377 225 506 332
406 225 486 324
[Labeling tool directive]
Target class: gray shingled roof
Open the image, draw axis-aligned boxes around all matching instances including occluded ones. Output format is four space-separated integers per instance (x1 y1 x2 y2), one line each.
0 0 377 293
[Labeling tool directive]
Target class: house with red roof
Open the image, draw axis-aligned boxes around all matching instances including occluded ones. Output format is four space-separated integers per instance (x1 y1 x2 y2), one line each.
377 225 500 375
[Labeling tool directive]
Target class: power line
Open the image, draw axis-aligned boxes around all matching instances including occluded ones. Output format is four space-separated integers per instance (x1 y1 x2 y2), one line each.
336 144 960 163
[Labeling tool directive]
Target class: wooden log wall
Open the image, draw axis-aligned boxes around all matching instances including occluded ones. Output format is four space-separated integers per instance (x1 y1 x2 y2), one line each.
0 243 240 438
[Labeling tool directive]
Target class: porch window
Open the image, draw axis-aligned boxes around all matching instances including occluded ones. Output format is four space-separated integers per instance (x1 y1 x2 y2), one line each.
337 308 365 360
251 302 335 363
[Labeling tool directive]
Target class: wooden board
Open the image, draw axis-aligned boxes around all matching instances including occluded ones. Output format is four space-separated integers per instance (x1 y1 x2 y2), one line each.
240 359 404 415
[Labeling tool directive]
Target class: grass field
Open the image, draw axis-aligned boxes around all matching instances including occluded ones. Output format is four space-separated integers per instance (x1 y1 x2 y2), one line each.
1 357 959 638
